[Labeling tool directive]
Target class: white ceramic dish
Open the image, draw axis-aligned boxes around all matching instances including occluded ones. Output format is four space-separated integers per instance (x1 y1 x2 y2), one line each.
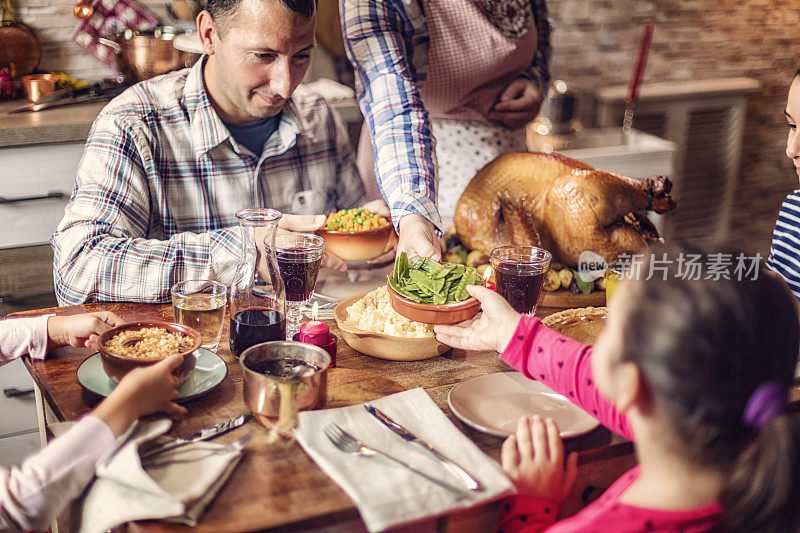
448 371 600 438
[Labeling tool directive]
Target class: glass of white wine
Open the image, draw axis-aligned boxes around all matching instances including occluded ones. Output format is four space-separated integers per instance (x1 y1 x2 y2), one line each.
171 280 227 352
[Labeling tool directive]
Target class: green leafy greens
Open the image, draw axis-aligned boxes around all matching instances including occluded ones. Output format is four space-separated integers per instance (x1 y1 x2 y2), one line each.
389 252 482 304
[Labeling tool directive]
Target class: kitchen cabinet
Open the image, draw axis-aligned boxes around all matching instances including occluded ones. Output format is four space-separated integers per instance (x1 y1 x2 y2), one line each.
0 359 40 466
0 141 85 314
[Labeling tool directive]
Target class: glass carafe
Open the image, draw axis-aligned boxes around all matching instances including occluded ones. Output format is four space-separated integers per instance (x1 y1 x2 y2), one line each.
229 209 287 355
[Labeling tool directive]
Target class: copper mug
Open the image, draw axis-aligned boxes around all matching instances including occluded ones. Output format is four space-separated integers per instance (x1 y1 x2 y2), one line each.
240 341 330 433
20 73 59 103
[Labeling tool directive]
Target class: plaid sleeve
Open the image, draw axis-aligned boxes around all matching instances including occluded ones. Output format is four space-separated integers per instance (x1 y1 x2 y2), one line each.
519 0 552 95
51 115 242 305
341 0 442 233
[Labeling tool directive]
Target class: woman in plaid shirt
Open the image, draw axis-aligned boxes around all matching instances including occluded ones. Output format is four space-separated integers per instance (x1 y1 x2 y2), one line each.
342 0 551 256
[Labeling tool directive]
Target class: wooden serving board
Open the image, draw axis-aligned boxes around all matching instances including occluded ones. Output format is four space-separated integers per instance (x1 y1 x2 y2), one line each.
541 289 606 309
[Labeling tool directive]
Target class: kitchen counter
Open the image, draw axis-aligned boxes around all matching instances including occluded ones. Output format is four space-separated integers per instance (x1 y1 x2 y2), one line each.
0 99 109 148
0 78 361 149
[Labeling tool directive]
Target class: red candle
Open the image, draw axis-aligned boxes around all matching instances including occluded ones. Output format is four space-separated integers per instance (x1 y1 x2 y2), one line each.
292 302 337 367
298 320 330 345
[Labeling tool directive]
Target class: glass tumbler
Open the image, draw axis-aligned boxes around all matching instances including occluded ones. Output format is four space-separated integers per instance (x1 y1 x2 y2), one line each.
171 280 227 352
490 246 552 314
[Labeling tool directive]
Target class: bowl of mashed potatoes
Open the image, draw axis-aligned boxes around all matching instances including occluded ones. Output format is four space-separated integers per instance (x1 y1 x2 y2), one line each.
333 286 451 361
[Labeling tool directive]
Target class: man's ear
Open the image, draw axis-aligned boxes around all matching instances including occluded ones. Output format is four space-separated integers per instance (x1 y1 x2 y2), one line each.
615 362 653 415
196 10 217 55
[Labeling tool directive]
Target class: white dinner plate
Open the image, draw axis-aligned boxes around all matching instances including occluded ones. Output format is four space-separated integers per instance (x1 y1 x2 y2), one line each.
76 348 227 403
448 371 600 438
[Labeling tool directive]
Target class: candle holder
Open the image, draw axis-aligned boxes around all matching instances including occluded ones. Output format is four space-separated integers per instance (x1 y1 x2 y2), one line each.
293 331 337 367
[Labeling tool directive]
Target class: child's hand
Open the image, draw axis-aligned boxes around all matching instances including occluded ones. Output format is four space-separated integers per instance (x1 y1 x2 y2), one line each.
434 285 521 352
93 354 188 437
47 312 125 349
501 415 578 503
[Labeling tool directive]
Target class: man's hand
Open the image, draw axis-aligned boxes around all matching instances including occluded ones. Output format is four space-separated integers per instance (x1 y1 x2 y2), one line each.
487 78 543 129
358 199 398 264
47 312 125 349
360 199 391 217
501 416 578 503
397 214 441 261
277 214 346 270
256 213 347 272
434 285 520 352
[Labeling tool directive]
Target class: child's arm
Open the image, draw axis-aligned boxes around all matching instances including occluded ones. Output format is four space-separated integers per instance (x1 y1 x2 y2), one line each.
0 316 51 363
0 312 124 366
502 316 633 441
0 354 186 531
435 286 633 440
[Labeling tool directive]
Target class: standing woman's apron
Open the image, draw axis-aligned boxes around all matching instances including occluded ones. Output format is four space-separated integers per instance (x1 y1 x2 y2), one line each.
357 0 538 222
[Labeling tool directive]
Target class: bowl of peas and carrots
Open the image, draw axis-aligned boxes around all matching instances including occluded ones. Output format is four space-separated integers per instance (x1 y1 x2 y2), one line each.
316 208 394 262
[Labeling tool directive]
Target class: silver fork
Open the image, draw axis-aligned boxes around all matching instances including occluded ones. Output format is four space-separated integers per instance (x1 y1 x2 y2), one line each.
323 423 468 499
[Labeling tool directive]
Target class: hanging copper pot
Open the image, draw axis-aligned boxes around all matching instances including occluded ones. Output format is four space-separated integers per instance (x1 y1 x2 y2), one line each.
0 0 41 77
97 27 201 83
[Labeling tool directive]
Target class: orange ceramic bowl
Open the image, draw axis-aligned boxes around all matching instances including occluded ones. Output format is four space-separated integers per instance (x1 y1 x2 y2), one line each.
316 223 393 262
386 279 481 325
97 320 201 384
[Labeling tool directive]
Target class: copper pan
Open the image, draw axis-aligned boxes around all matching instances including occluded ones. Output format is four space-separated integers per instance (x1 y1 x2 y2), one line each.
97 26 200 83
0 0 41 77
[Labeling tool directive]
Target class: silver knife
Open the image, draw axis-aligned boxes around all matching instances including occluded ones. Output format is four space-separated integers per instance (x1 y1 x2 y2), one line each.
9 85 126 113
140 413 253 458
364 404 483 491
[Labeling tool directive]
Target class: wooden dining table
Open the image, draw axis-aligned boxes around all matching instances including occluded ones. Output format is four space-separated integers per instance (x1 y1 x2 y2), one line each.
10 302 635 532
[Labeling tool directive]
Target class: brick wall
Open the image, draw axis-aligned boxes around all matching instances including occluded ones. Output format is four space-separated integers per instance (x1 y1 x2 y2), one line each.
11 0 800 254
547 0 799 255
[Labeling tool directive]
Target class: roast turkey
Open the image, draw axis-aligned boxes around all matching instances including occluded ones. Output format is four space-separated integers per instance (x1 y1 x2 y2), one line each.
454 152 677 266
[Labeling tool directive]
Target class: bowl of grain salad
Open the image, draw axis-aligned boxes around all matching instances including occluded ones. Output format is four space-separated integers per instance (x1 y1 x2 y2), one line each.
332 286 451 361
97 321 202 384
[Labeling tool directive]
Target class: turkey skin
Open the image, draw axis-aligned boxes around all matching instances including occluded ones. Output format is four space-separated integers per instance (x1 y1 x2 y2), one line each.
454 152 677 266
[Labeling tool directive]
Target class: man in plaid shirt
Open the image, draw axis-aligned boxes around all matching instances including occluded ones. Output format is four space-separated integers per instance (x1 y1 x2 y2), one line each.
52 0 380 305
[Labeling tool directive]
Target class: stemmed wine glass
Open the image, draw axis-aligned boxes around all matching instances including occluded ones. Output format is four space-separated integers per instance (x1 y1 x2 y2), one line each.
272 233 325 338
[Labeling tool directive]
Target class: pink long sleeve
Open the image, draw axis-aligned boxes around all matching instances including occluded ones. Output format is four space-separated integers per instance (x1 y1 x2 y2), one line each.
500 315 633 441
0 316 51 366
0 415 115 532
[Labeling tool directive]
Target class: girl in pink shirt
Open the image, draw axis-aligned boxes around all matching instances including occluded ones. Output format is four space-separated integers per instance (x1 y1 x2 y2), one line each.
0 313 187 532
435 241 800 532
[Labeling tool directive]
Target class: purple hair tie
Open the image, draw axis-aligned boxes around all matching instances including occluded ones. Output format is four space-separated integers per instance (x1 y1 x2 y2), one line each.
742 381 786 431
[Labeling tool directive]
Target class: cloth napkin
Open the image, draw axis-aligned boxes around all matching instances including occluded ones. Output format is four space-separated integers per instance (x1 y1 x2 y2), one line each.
296 388 513 532
75 419 243 533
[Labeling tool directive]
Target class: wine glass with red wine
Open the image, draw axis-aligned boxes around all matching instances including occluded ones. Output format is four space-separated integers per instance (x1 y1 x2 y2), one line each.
490 246 552 315
273 233 325 338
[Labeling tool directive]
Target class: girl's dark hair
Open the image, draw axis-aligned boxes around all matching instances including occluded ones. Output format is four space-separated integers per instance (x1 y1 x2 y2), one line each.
619 240 800 532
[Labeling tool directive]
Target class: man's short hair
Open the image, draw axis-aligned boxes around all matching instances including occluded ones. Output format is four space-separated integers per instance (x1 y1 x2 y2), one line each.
205 0 316 22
